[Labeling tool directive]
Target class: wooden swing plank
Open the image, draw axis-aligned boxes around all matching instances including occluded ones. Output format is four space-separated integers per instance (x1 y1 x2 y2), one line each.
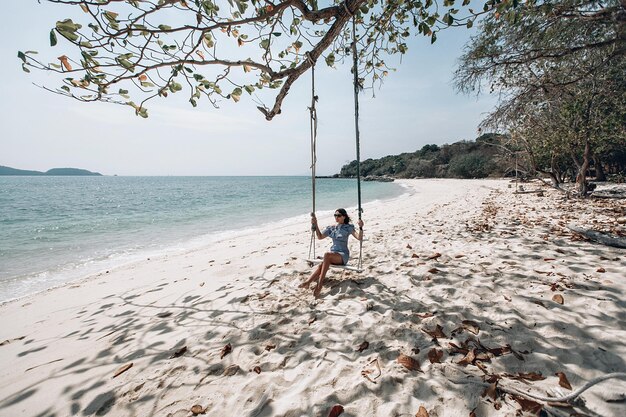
305 259 363 273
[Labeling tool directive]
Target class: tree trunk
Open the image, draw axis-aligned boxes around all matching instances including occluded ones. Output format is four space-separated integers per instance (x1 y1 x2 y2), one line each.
594 156 607 181
576 139 591 196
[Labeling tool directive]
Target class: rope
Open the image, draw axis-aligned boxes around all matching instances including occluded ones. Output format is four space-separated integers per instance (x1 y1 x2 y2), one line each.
351 15 363 270
308 53 318 261
506 372 626 403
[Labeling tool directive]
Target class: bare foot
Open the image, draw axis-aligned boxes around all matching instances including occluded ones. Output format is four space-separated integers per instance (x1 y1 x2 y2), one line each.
313 282 322 298
298 281 310 289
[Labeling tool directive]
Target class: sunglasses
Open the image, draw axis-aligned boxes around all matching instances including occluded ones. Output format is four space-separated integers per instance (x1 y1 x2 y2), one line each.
334 213 344 217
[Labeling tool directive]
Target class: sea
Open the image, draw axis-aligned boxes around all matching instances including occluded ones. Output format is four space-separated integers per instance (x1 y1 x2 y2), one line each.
0 176 405 303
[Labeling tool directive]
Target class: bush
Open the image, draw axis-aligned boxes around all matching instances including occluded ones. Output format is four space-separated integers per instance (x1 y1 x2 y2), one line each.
404 159 436 178
447 153 494 178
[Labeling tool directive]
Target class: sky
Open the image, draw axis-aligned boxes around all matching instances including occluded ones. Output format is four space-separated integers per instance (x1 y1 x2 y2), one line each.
0 1 496 176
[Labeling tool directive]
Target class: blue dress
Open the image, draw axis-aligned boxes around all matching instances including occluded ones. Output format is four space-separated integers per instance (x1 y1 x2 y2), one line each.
322 223 356 265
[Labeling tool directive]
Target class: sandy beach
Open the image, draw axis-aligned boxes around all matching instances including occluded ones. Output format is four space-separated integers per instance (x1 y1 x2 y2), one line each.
0 179 624 417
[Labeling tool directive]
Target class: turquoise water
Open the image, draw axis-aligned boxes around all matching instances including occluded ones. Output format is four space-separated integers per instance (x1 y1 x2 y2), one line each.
0 176 404 302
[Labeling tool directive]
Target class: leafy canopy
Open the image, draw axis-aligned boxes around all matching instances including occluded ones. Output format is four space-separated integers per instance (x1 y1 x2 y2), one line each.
19 0 519 119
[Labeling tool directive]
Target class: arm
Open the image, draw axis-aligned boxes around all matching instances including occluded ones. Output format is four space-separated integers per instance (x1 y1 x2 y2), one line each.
311 214 326 240
352 219 364 241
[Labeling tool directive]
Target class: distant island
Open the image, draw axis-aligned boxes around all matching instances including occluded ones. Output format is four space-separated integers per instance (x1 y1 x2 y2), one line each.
0 165 102 176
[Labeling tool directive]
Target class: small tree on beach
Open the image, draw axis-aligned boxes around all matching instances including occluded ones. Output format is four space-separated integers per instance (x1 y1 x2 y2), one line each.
18 0 588 121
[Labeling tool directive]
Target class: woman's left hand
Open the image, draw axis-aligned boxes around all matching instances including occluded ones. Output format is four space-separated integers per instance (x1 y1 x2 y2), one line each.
357 219 364 229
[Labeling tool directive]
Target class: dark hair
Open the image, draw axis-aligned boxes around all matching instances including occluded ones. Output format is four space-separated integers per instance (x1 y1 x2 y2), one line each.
335 208 351 224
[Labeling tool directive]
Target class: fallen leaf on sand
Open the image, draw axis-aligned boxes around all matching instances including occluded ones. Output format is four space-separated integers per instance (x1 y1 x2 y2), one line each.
412 253 419 258
199 282 204 287
220 343 232 359
455 254 466 258
265 343 276 351
361 358 381 383
597 267 606 273
469 409 477 417
462 320 480 335
157 312 173 318
544 258 556 261
482 382 497 400
552 294 564 305
397 353 421 371
223 364 239 376
265 264 275 269
328 405 344 417
170 346 187 359
512 396 543 414
422 324 446 339
308 316 317 325
112 363 133 378
427 252 441 260
428 348 443 363
253 366 261 374
457 349 476 366
556 371 572 390
428 268 440 274
406 244 413 249
516 372 545 381
415 405 429 417
190 404 206 415
416 312 435 319
356 341 369 352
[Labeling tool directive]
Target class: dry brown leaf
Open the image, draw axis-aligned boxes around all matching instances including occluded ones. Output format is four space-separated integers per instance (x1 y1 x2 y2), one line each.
544 258 556 261
416 312 435 319
58 55 72 71
469 409 477 417
222 364 239 376
427 348 443 363
457 348 476 366
517 372 545 381
552 294 564 305
455 254 465 258
138 74 147 81
220 343 232 359
555 371 572 390
415 405 429 417
190 404 206 415
112 362 133 378
328 405 344 417
462 320 480 335
406 243 413 249
397 353 421 371
411 253 419 258
487 345 511 357
427 252 442 260
265 343 276 351
170 346 187 359
422 324 446 339
308 316 317 325
428 268 440 274
597 267 606 273
482 382 497 400
512 396 543 414
253 366 261 374
356 341 369 353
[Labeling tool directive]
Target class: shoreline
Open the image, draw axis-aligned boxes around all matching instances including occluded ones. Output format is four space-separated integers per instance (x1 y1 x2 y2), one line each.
0 181 409 305
0 179 624 417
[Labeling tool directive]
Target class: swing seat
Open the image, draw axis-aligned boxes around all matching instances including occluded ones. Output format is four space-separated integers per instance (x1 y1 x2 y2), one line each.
305 258 363 273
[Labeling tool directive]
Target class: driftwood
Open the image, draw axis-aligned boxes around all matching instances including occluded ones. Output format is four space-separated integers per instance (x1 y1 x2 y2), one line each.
567 224 626 249
514 190 545 196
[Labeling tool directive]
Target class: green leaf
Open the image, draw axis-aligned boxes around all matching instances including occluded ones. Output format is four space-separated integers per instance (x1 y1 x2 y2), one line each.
158 24 172 31
244 85 254 94
466 19 473 28
431 32 437 44
50 30 58 46
17 51 27 63
231 87 242 102
272 32 282 37
260 39 270 49
22 64 30 73
325 53 335 67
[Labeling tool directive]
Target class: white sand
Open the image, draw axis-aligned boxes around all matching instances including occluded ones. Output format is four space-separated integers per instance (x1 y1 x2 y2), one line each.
0 179 624 417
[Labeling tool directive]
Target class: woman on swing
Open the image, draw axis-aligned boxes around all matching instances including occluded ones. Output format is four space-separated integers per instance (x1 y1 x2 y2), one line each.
300 208 364 297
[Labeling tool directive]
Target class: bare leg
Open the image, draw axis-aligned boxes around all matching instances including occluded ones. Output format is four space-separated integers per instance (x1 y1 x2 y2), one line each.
313 252 343 298
299 264 322 288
